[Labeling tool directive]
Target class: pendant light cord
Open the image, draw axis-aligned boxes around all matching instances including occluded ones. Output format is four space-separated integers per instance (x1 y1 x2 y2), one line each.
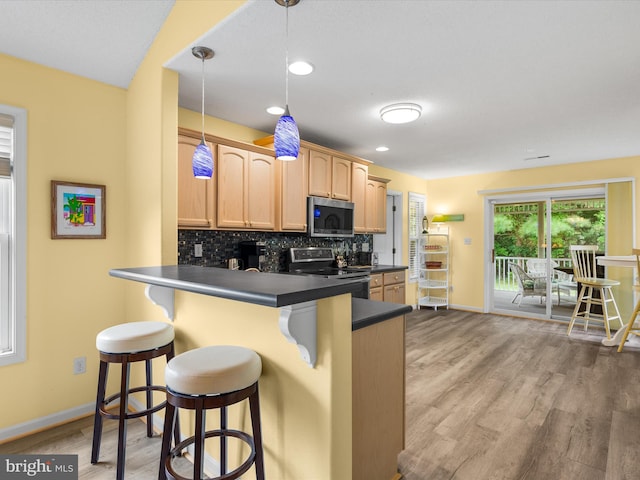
285 0 290 108
200 55 206 142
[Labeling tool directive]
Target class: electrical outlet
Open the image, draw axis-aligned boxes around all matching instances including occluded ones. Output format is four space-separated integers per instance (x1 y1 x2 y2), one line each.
73 356 86 375
362 243 369 252
194 243 203 257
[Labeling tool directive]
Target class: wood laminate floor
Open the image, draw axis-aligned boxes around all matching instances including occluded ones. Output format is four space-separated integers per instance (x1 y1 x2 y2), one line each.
3 309 640 479
400 308 640 480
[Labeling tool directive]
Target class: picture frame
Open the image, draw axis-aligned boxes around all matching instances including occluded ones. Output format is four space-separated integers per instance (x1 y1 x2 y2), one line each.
51 180 106 239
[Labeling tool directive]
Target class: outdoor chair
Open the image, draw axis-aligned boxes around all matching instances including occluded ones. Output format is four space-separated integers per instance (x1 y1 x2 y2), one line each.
509 262 554 307
526 258 577 305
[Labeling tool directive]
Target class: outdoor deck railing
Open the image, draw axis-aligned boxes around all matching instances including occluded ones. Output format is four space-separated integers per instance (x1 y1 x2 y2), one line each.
495 256 572 290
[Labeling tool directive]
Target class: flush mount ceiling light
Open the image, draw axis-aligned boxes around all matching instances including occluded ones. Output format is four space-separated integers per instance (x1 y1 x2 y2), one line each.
273 0 301 161
376 146 389 152
191 46 215 179
289 61 314 75
380 103 422 124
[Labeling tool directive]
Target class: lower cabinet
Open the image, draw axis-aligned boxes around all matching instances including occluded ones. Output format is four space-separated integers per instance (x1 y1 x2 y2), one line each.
369 270 406 303
352 315 405 480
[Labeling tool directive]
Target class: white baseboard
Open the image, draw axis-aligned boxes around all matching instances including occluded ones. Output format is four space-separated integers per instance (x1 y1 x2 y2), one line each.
0 402 94 443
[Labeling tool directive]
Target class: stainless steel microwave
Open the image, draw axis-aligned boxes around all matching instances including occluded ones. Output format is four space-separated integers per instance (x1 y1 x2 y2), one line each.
308 196 355 238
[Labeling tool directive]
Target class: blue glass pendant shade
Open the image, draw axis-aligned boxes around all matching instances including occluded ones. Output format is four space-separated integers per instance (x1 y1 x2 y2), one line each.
274 107 300 161
192 140 214 179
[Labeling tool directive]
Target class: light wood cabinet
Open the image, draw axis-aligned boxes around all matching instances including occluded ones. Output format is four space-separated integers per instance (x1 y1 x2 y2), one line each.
331 156 351 200
365 178 388 233
370 269 406 304
308 150 332 197
217 144 277 230
352 315 405 480
178 134 216 229
351 163 368 233
281 147 309 231
369 273 383 300
308 150 351 200
383 270 406 304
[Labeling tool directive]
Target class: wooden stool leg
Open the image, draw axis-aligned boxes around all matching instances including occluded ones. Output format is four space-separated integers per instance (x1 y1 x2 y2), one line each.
220 406 227 475
249 387 265 480
618 299 640 352
116 360 130 480
159 399 176 480
91 360 109 464
166 346 181 448
568 284 587 335
194 400 205 480
146 359 154 437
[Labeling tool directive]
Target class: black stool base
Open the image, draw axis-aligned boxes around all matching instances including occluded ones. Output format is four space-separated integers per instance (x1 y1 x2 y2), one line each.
160 382 265 480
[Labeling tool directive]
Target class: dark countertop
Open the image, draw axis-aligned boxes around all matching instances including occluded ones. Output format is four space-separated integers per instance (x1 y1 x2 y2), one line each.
347 264 408 274
109 265 365 308
351 298 412 331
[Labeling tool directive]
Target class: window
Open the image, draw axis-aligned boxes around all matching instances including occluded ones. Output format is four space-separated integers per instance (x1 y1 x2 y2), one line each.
408 192 425 283
0 106 26 366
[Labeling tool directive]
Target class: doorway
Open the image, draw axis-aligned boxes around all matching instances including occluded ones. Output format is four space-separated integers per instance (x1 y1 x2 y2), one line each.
374 190 403 266
487 188 606 320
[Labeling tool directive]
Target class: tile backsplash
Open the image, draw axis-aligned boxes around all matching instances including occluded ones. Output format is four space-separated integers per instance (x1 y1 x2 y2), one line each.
178 230 373 272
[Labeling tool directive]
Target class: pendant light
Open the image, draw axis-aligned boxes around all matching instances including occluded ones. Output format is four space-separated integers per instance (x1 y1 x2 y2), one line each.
273 0 300 161
191 46 214 178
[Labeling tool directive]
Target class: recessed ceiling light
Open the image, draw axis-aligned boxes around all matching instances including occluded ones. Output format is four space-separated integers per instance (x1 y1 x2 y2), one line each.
380 103 422 124
289 61 314 76
376 146 389 152
266 106 285 115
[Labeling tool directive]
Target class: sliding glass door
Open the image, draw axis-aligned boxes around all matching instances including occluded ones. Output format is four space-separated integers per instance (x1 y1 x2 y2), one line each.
489 190 606 320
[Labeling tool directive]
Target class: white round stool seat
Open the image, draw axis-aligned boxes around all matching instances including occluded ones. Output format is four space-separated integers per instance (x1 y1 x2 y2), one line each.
166 345 262 396
96 321 174 354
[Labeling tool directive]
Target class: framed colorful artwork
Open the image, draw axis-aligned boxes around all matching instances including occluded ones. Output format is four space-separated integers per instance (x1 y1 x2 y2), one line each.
51 180 106 239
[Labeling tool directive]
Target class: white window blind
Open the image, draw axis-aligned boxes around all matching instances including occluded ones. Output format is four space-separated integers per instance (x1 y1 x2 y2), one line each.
0 115 13 178
408 192 425 282
0 233 9 353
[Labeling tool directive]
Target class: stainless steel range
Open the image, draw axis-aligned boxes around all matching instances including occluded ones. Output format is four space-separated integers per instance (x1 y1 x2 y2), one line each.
286 247 371 299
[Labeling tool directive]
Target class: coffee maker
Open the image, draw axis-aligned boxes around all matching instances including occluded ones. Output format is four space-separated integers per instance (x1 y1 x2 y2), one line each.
239 241 266 270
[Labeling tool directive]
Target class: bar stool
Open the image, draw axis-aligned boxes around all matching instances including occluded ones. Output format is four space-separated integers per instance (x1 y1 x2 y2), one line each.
567 245 622 338
91 321 179 480
159 345 265 480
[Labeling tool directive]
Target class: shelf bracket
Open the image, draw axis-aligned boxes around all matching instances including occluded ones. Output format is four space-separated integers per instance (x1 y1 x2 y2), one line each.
144 285 175 320
278 301 317 368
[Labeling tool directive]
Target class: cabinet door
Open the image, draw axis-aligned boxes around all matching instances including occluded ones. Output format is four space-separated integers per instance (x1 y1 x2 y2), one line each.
383 284 405 304
217 145 248 228
351 163 368 233
247 152 277 230
369 287 383 302
281 147 309 231
178 135 215 228
308 150 332 197
365 179 387 233
331 156 352 200
374 181 387 232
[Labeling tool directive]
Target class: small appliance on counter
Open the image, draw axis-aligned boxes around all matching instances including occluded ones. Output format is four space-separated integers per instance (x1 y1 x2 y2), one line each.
239 241 266 271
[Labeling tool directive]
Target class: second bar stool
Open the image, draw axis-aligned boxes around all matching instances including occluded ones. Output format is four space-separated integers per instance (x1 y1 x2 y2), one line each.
159 345 265 480
91 321 179 480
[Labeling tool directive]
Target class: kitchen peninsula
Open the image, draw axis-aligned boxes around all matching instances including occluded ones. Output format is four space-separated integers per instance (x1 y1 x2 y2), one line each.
110 265 411 480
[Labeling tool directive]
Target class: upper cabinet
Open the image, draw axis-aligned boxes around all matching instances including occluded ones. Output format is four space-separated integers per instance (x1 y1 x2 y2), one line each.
308 151 351 200
217 144 278 230
365 177 388 233
351 162 369 233
178 134 216 229
281 147 309 232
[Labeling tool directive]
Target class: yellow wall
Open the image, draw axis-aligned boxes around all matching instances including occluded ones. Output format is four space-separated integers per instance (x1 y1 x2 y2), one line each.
0 54 128 428
425 156 639 312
